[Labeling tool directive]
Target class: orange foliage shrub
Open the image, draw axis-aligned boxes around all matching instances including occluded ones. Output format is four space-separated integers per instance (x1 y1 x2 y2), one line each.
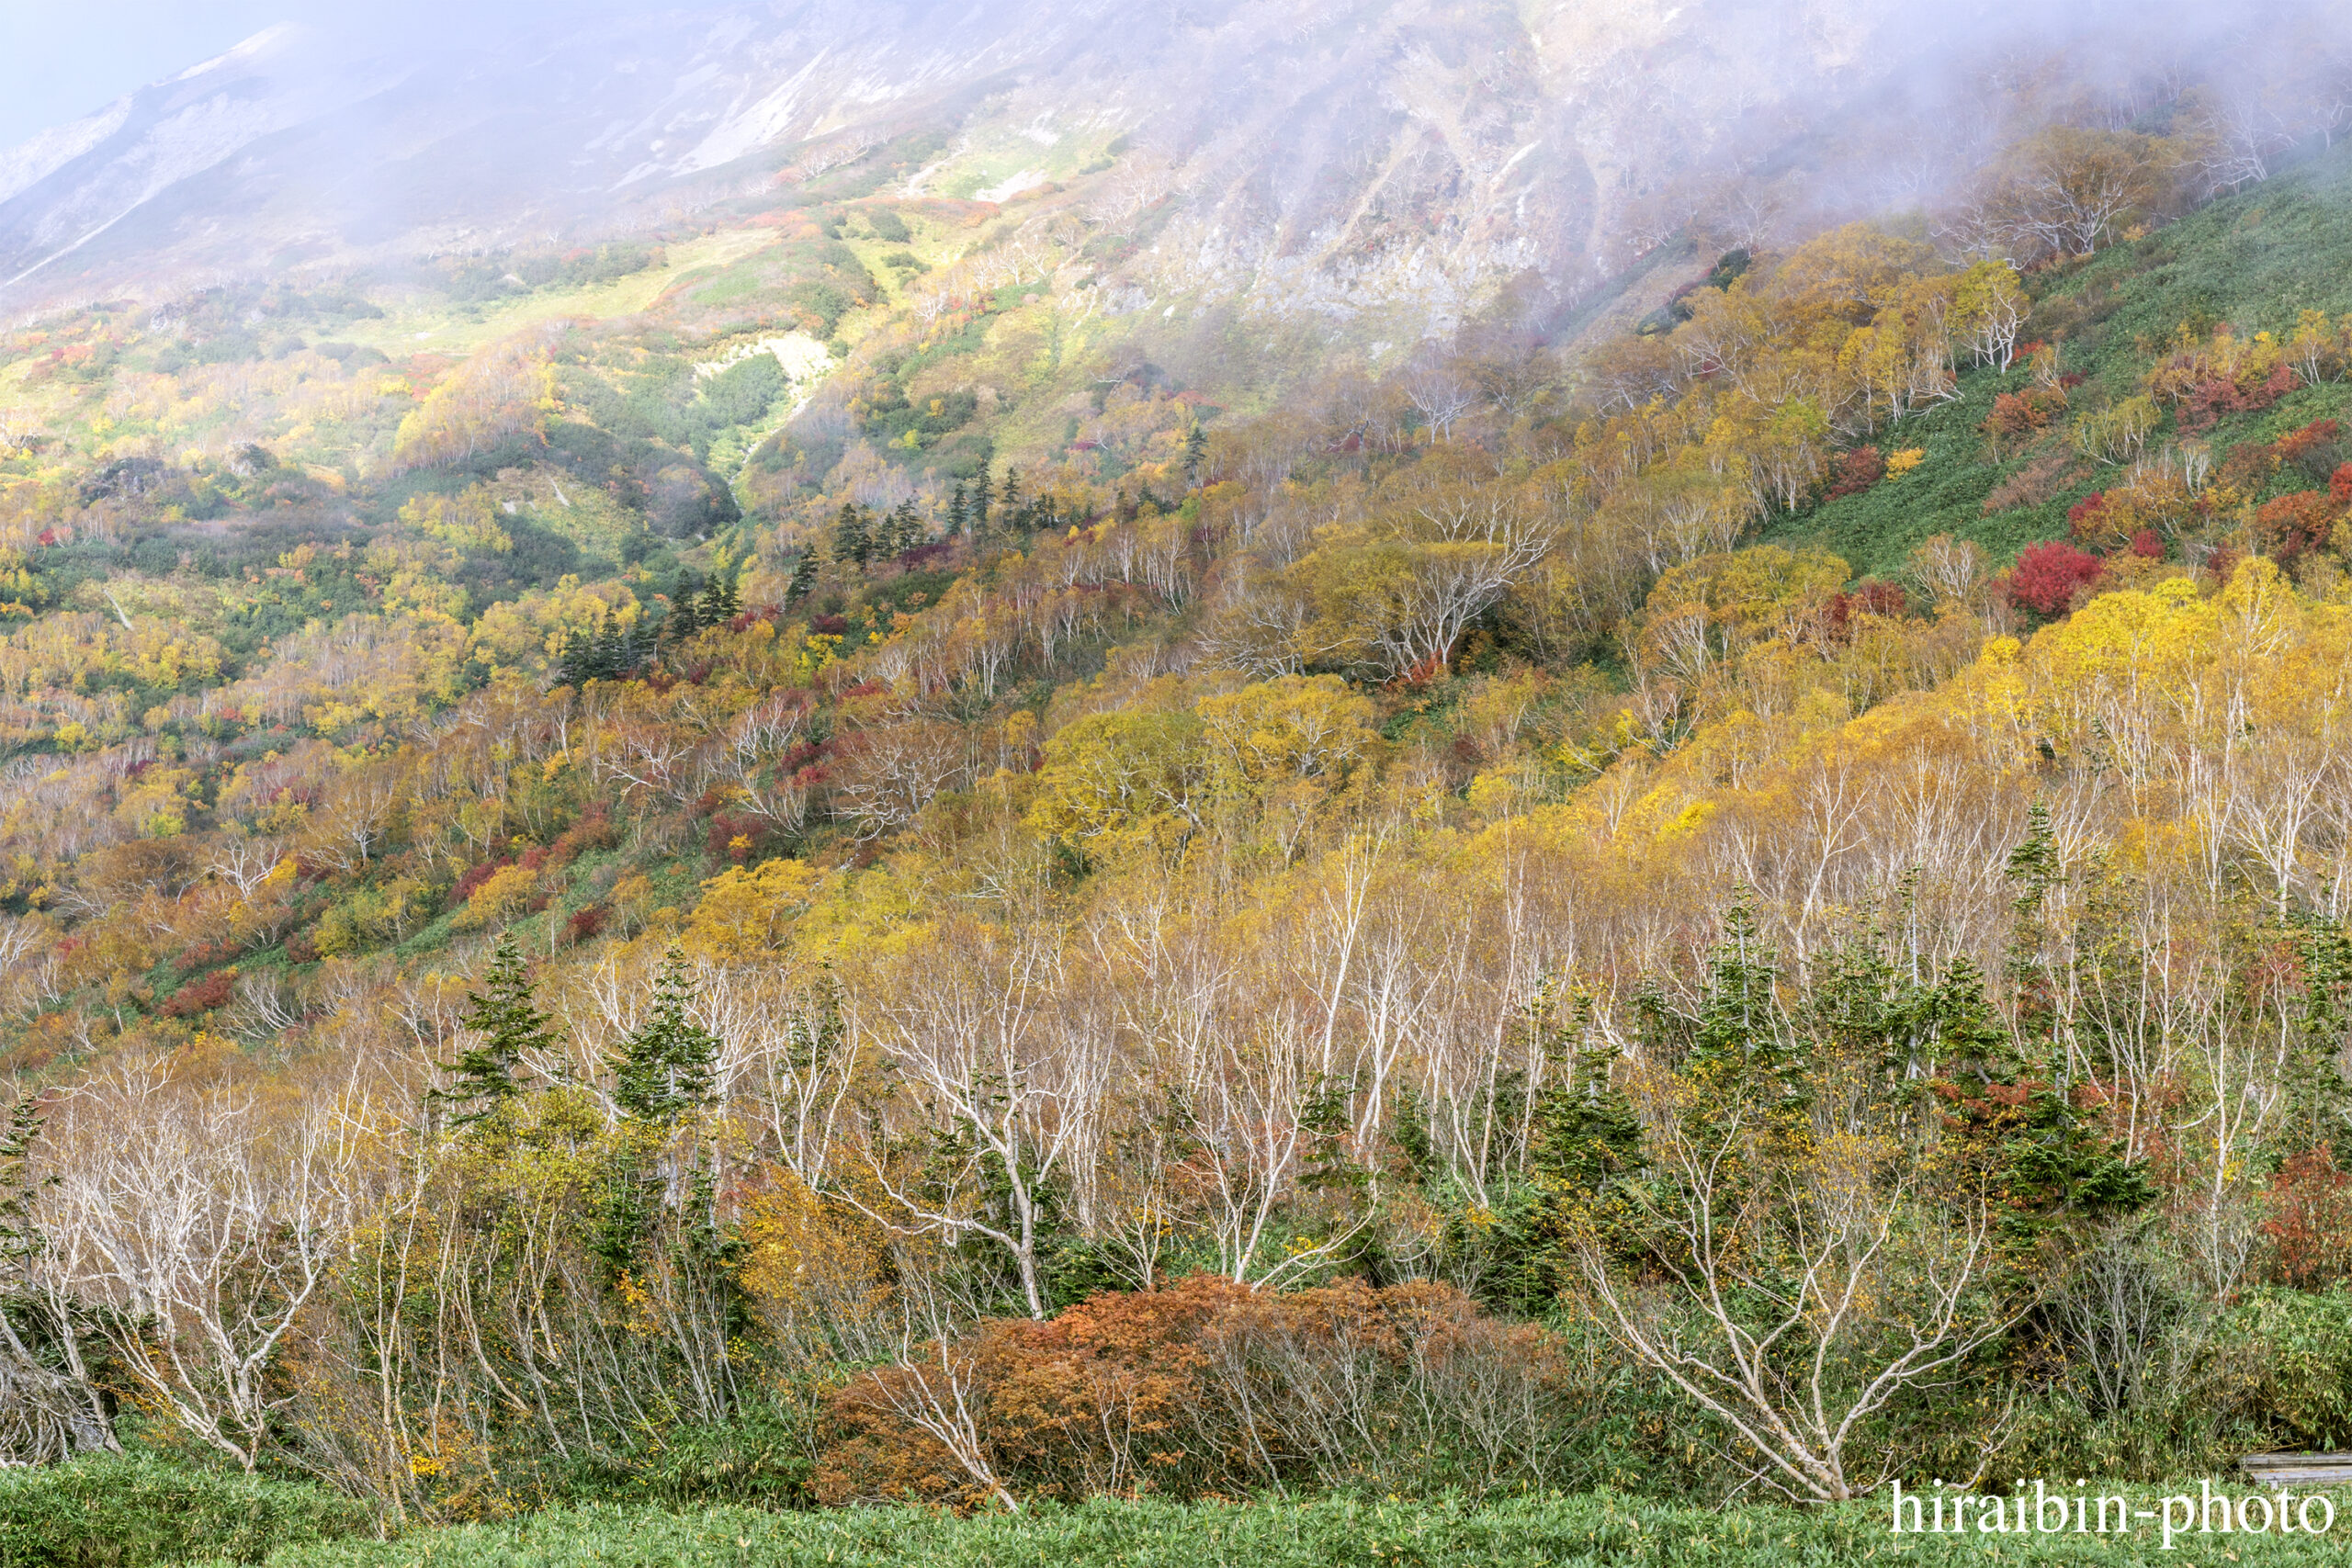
818 1277 1601 1508
2251 491 2340 562
1982 385 2067 445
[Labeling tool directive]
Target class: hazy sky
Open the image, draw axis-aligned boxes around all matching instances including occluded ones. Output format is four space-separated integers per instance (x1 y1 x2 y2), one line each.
0 0 624 151
0 2 291 147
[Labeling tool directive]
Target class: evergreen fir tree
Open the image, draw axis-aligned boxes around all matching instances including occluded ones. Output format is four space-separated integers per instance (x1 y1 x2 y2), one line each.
1182 423 1207 489
440 934 554 1127
2282 916 2352 1161
2006 800 2062 916
946 480 970 536
0 1094 53 1280
887 501 921 554
555 625 590 687
2005 800 2066 1040
1679 895 1804 1100
786 550 819 602
663 585 705 652
610 947 719 1124
999 468 1023 528
1475 980 1645 1314
833 502 873 566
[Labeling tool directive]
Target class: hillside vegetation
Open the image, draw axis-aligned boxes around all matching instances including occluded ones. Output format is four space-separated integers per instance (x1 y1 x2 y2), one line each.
0 50 2347 1558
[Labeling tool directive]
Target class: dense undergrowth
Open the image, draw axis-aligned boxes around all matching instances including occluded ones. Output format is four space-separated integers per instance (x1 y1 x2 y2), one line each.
0 1451 364 1567
196 1490 2352 1568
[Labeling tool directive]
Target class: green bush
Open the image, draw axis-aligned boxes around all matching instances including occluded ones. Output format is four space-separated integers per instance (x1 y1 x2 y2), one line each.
553 1392 818 1511
2213 1285 2352 1450
0 1450 366 1567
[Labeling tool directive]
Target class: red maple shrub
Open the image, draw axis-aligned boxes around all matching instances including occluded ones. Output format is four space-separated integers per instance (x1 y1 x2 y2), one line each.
1824 446 1885 499
2007 540 2104 615
2252 491 2337 561
160 969 235 1019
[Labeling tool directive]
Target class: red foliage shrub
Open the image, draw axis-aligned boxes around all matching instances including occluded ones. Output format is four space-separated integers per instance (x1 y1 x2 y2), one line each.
1826 580 1909 637
2272 417 2343 478
2007 540 2105 616
176 938 239 970
2334 461 2352 504
448 857 514 906
551 807 616 863
2129 529 2166 558
2177 363 2299 433
160 968 235 1019
1824 446 1885 499
2065 491 2111 541
2252 491 2337 561
707 811 771 862
1984 388 2066 442
561 905 608 945
2262 1148 2352 1287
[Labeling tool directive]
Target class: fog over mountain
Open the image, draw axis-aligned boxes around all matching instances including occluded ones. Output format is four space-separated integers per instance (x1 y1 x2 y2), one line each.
7 0 2341 333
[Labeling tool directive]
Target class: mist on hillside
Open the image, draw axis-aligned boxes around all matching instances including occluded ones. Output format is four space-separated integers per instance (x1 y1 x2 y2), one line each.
6 0 2348 337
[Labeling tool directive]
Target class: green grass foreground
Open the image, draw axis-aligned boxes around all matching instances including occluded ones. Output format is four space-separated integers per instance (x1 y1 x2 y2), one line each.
0 1450 365 1567
210 1490 2352 1568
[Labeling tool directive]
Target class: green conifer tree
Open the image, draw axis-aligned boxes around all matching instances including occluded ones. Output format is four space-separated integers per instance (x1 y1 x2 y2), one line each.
1673 895 1806 1110
555 624 588 687
833 502 873 566
786 549 819 602
440 935 553 1127
1182 422 1207 489
610 947 719 1124
664 585 704 651
2282 915 2352 1161
0 1094 53 1280
887 501 921 554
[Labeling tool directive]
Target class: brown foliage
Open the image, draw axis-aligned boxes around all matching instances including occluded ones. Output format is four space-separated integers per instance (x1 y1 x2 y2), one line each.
819 1277 1600 1508
1982 386 2068 447
1980 452 2075 515
1823 446 1883 499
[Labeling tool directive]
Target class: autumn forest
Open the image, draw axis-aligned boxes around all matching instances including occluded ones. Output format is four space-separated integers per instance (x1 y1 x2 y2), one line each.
4 11 2352 1564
